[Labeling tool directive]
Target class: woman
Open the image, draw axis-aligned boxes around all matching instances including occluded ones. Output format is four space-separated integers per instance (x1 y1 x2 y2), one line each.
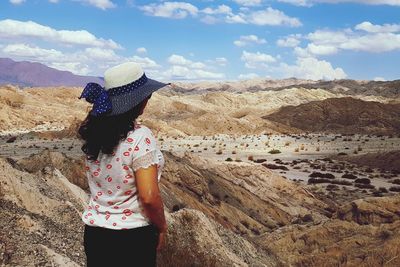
77 62 170 266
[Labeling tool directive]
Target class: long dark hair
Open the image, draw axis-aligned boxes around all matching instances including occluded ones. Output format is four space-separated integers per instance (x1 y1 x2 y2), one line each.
78 96 150 161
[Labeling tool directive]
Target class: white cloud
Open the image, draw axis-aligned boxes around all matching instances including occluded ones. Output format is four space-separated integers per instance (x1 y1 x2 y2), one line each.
139 3 301 27
234 35 267 47
278 0 400 6
202 5 232 15
241 50 276 69
305 43 338 55
0 19 121 49
277 34 301 47
84 47 119 61
140 2 198 19
215 57 228 66
49 0 59 3
246 7 302 27
233 0 263 6
373 77 386 81
136 47 147 54
127 55 161 69
167 54 206 69
9 0 25 4
279 57 347 80
238 73 259 79
78 0 116 10
355 21 400 33
163 65 225 80
306 26 400 53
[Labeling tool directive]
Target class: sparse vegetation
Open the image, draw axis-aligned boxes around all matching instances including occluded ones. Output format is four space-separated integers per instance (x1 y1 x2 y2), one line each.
268 149 281 154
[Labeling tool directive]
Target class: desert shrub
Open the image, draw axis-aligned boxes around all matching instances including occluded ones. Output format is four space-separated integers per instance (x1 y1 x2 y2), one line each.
300 144 305 150
342 173 358 179
254 158 266 163
378 187 388 193
354 183 375 189
268 149 281 154
262 164 289 171
326 184 339 191
389 186 400 192
316 146 320 152
355 178 371 184
232 150 237 154
309 172 335 179
308 178 352 185
390 179 400 185
216 150 223 155
337 152 347 156
225 157 233 162
234 159 242 162
248 155 254 161
285 141 290 146
294 148 299 152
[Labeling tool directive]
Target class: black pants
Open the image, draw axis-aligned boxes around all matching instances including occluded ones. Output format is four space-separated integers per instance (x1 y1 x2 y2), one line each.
84 224 159 267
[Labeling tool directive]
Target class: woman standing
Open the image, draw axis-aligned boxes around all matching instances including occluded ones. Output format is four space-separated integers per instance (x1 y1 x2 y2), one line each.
77 62 170 266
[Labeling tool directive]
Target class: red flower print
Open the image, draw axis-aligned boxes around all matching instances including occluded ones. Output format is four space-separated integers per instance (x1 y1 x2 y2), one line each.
122 216 126 220
85 166 90 171
123 209 133 216
97 192 102 196
105 214 110 220
95 160 100 165
87 212 92 216
96 182 102 187
123 165 129 170
94 196 98 200
123 180 128 184
113 222 117 226
107 201 114 205
125 174 133 179
107 176 112 182
134 146 139 151
145 137 151 145
123 151 130 156
124 190 132 195
112 152 116 156
88 206 92 210
108 190 112 194
106 164 112 169
113 206 119 209
128 148 132 151
117 185 121 189
95 205 99 209
93 171 99 177
90 220 94 224
116 158 120 162
127 137 134 143
84 215 88 219
96 168 100 171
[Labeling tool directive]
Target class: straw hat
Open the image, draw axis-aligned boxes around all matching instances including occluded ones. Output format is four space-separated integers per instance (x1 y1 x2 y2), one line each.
79 62 170 116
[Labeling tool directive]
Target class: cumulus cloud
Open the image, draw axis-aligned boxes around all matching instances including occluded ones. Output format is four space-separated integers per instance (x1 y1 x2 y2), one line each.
355 21 400 33
279 57 347 80
136 47 147 54
277 34 302 47
238 73 260 79
278 0 400 6
241 50 277 69
234 35 267 47
9 0 25 4
167 54 206 69
233 0 263 6
139 3 301 27
78 0 116 10
140 2 198 19
0 19 121 49
162 65 225 80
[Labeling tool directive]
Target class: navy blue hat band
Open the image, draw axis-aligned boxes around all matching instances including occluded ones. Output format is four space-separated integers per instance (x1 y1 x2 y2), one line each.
107 73 148 96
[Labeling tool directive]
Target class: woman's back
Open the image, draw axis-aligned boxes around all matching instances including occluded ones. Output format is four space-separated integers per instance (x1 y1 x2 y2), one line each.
81 122 164 230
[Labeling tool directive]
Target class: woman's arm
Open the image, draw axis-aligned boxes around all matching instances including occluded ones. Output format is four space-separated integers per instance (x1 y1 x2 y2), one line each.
134 165 167 233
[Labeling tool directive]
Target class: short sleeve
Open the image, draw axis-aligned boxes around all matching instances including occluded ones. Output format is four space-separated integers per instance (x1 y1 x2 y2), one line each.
130 128 161 172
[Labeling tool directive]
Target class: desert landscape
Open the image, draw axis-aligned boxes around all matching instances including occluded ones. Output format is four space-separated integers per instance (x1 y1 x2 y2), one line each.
1 78 400 266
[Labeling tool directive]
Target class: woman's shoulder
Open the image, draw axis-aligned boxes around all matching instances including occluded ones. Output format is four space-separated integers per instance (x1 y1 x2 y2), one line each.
127 123 155 138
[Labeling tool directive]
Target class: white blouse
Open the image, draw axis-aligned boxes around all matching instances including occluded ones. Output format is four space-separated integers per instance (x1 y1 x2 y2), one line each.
81 123 164 230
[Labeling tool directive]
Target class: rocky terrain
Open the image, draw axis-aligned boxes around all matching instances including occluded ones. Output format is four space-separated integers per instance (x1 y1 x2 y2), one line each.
264 97 400 135
1 148 399 266
1 78 400 266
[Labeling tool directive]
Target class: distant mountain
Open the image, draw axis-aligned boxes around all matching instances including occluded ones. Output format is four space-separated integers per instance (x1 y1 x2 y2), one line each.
264 97 400 135
0 58 103 87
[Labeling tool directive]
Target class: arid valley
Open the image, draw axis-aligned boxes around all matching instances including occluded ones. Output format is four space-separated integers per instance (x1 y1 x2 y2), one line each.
1 79 400 266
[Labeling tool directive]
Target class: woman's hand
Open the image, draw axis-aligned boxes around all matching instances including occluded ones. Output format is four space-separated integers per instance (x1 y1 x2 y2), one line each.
156 230 167 252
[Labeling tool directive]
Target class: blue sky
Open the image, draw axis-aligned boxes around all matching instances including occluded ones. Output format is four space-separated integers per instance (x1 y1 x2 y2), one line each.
0 0 399 81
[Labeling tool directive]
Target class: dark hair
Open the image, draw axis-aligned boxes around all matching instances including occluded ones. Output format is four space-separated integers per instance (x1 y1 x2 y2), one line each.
78 95 151 161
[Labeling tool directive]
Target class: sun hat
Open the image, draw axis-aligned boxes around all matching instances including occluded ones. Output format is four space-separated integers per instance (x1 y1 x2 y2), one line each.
78 62 171 117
